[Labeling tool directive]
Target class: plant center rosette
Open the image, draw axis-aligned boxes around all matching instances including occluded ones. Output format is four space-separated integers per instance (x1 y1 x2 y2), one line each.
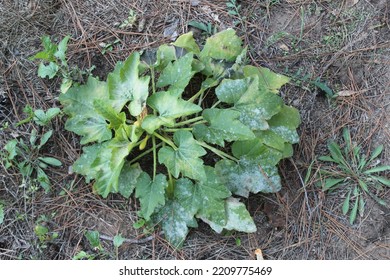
59 29 300 247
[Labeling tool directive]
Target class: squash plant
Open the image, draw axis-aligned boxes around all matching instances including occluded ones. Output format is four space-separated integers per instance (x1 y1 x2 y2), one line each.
59 29 300 247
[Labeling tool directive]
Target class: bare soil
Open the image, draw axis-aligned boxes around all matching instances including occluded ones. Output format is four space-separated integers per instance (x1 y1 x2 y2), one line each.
0 0 389 259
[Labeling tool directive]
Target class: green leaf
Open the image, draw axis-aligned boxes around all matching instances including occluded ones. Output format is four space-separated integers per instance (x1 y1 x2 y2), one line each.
188 21 209 33
85 230 102 250
141 115 175 134
148 90 202 119
215 77 251 104
193 108 255 147
118 162 143 198
194 167 231 226
4 139 18 160
107 52 150 115
327 141 345 164
113 234 125 248
215 158 281 197
173 32 200 54
200 197 257 234
268 105 300 144
243 65 290 93
38 62 59 79
156 199 197 248
370 176 390 187
363 165 390 174
342 128 351 151
37 167 50 193
174 178 201 216
368 145 383 164
38 157 62 167
142 90 202 133
54 35 70 64
155 45 177 70
59 77 112 145
318 156 338 163
323 178 344 191
350 194 359 224
91 138 136 198
135 172 167 220
157 52 196 92
30 36 57 61
232 139 283 166
60 78 73 94
132 219 145 229
0 204 4 225
216 76 284 130
73 142 107 182
358 179 369 192
158 131 207 181
200 28 242 62
342 191 351 215
33 108 61 126
93 99 126 130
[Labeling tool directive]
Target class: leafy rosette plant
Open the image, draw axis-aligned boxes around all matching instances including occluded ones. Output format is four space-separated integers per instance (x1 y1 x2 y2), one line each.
59 29 300 247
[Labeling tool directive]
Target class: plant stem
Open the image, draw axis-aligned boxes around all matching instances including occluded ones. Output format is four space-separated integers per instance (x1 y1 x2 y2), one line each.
211 100 221 109
152 135 157 180
173 116 204 127
128 143 162 165
163 128 193 133
188 87 206 103
150 67 156 95
153 132 177 150
197 141 238 162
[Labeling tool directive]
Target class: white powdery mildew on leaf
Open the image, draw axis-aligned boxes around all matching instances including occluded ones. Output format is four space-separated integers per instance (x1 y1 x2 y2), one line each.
199 197 256 233
270 126 299 144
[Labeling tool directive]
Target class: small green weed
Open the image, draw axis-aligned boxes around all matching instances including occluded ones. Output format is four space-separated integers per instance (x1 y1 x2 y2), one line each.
188 20 217 36
226 0 247 27
318 128 390 224
30 35 94 93
1 128 62 193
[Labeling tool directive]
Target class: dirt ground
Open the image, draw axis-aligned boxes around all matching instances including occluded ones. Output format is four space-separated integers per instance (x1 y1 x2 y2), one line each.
0 0 389 260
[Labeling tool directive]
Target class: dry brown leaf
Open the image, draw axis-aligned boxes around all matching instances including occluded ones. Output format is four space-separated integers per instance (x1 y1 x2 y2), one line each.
336 89 367 97
255 249 264 260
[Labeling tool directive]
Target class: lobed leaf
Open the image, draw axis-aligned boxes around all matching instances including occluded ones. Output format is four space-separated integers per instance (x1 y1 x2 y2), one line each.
173 32 200 55
157 52 196 92
200 197 257 234
135 172 167 220
215 158 281 197
59 77 112 144
107 52 150 115
158 131 207 181
193 108 255 147
243 65 290 93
